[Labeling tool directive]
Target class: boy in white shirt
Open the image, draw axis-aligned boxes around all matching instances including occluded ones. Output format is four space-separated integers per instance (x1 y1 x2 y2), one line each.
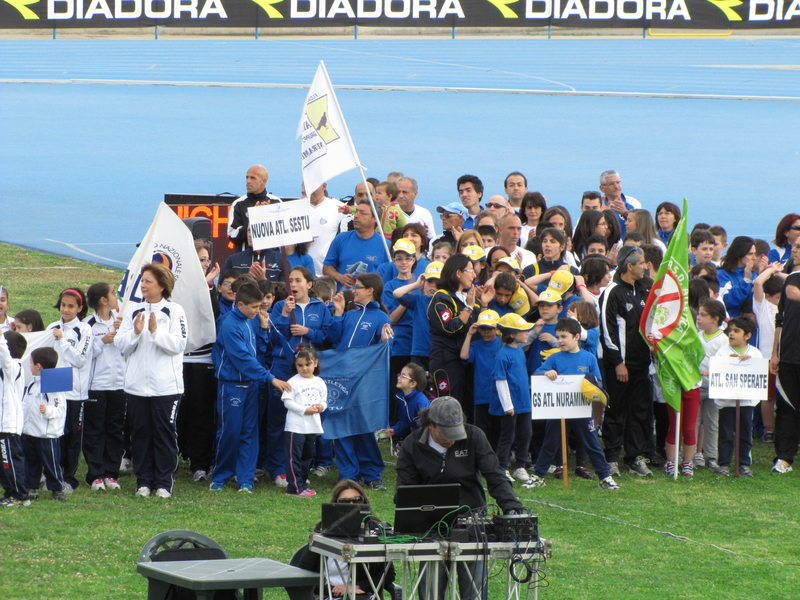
712 317 762 477
22 348 67 501
753 264 784 444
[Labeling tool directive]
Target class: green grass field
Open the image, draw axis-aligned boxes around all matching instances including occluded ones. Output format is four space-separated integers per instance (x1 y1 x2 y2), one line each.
1 242 799 600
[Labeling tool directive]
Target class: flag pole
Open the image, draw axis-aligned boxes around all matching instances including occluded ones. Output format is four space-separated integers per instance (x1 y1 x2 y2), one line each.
279 245 296 326
357 165 392 262
314 62 390 263
561 419 569 490
674 409 681 480
734 400 741 478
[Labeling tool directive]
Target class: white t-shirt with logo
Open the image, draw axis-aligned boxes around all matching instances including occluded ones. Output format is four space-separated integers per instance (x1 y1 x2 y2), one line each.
308 197 347 277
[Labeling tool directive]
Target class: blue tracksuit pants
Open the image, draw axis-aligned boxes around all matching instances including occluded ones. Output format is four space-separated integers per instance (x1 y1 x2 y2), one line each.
211 381 259 488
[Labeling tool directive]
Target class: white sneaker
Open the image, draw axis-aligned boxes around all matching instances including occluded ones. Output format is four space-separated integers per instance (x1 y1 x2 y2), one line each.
273 475 288 488
135 486 151 497
154 488 172 498
62 483 75 495
90 478 106 491
547 464 557 474
120 458 132 472
512 467 530 481
192 470 209 482
772 459 793 474
504 470 515 483
103 478 121 490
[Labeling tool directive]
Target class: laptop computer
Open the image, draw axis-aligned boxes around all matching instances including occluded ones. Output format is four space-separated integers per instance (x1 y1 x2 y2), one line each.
393 483 463 536
320 502 372 538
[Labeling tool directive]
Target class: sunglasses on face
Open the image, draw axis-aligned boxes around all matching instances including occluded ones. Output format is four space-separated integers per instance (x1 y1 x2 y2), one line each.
337 495 364 504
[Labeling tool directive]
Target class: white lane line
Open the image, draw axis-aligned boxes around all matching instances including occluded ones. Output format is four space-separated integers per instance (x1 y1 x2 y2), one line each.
2 79 798 101
43 239 129 265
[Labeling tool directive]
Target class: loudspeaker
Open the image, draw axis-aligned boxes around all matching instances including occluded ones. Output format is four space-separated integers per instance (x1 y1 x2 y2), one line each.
182 217 212 240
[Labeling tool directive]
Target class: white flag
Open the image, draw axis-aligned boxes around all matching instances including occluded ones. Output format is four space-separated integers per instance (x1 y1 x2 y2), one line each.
118 203 216 353
297 61 361 195
20 330 57 386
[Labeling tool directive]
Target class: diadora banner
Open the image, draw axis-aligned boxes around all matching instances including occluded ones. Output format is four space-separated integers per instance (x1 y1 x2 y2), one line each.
1 0 798 27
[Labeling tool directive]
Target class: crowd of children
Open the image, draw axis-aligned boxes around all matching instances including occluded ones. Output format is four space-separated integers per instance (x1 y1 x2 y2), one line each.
2 176 798 507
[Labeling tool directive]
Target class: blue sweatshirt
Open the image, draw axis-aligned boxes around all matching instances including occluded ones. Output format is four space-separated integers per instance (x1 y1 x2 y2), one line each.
535 348 602 380
391 389 431 438
271 297 333 363
491 344 531 416
466 337 502 407
527 322 559 374
213 306 274 384
397 292 433 357
329 302 391 349
383 278 414 356
718 267 753 318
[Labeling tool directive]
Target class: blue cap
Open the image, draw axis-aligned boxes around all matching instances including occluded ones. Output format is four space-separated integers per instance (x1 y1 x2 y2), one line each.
436 202 466 217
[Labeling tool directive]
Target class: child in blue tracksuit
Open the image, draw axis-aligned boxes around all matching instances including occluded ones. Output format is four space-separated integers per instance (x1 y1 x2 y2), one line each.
210 283 291 493
267 266 333 487
460 309 502 435
386 362 430 447
523 318 620 491
328 273 393 490
492 313 534 483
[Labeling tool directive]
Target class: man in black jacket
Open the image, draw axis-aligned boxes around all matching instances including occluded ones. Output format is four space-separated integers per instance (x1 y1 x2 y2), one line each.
599 245 654 477
396 397 523 600
227 165 281 251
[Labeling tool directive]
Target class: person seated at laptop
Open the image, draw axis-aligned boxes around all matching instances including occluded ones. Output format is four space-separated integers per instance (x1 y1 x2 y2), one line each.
395 396 524 600
295 480 395 599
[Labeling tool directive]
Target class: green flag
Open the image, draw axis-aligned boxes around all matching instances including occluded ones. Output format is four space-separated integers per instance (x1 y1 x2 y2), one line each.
639 199 705 411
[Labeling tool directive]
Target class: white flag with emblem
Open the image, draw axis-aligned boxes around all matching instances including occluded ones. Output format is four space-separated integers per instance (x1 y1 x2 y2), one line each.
118 203 216 353
297 61 361 195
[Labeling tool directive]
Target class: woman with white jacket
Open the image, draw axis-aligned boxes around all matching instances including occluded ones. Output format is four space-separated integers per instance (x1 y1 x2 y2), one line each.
115 263 187 499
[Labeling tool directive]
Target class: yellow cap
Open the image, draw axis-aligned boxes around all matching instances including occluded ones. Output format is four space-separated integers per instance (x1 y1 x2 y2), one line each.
393 238 416 256
582 375 608 405
497 313 534 331
496 257 521 273
537 289 563 305
462 245 486 262
476 309 500 327
549 270 575 293
509 286 530 317
424 261 444 280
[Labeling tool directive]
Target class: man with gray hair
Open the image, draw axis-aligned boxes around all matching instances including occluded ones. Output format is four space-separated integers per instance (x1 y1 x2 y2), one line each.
396 176 437 239
599 170 642 236
599 244 654 477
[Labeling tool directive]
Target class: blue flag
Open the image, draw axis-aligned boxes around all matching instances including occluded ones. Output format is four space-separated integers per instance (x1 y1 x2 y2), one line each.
319 344 390 439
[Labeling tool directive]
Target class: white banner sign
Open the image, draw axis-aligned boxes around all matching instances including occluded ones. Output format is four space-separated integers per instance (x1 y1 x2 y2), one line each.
531 375 592 420
247 199 314 251
709 356 769 401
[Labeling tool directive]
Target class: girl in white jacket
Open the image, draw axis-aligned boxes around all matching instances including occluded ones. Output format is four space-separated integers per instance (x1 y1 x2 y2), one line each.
83 282 126 492
281 345 327 497
46 288 92 493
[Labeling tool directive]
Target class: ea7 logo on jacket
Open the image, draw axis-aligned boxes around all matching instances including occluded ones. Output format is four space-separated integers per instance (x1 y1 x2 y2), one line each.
455 450 468 457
